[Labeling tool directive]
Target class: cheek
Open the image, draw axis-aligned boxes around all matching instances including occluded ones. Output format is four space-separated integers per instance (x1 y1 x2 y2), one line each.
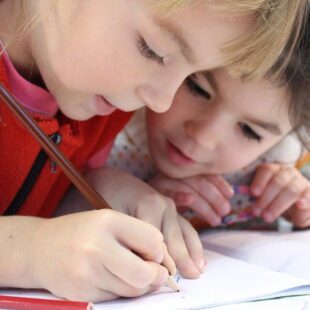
52 49 134 94
49 28 139 94
217 143 265 173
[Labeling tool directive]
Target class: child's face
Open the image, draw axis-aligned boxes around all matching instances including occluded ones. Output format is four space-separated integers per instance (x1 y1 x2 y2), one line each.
28 0 254 120
146 69 292 178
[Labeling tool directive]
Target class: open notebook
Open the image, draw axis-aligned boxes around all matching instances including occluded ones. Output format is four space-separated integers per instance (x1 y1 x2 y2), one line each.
1 230 310 309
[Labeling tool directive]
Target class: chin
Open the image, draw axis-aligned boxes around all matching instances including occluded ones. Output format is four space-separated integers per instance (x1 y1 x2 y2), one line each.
60 108 94 121
155 161 195 179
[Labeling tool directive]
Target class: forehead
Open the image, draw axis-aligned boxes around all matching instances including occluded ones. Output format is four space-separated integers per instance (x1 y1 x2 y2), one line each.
152 2 256 70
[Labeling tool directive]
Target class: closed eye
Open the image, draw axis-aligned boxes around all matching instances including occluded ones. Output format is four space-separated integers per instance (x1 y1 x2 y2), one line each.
239 123 262 143
185 76 211 100
137 36 165 66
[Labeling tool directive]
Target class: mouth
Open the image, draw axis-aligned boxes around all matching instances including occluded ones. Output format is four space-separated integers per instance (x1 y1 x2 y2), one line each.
166 140 195 166
94 95 117 115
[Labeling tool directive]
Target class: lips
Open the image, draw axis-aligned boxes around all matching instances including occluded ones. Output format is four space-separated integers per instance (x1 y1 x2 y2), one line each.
166 141 195 166
94 95 116 115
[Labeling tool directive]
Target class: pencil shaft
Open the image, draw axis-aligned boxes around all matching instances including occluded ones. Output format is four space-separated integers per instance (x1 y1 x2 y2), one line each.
0 295 92 310
0 84 110 211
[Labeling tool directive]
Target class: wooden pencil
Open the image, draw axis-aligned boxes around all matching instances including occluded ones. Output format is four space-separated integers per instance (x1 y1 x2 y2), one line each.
0 84 110 211
0 84 179 292
0 295 92 310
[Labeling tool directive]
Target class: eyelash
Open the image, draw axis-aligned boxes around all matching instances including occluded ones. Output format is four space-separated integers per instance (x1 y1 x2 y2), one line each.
239 123 262 143
185 77 211 100
137 37 165 66
186 77 263 143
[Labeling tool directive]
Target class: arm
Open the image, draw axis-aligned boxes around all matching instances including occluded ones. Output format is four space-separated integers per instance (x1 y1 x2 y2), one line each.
0 216 43 288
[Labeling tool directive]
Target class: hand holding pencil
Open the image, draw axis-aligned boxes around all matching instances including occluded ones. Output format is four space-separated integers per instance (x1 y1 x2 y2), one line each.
30 210 177 302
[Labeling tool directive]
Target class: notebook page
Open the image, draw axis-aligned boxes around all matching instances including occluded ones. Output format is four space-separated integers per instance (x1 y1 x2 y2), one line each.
98 250 309 310
0 250 308 310
214 297 309 310
202 230 310 281
1 239 309 310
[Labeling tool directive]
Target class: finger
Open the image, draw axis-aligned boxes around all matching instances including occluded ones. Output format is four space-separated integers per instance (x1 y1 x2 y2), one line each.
182 177 230 217
102 237 168 289
178 215 205 273
97 262 165 298
134 194 168 230
290 208 310 228
113 213 166 263
52 276 119 303
91 291 118 303
161 243 177 276
198 183 231 217
296 188 310 210
65 287 118 303
251 164 280 196
261 177 304 222
162 205 200 279
252 168 294 216
185 192 223 227
152 177 195 204
205 174 234 199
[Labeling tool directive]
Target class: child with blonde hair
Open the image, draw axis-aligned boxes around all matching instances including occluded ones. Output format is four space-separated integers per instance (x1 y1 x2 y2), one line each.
0 0 307 303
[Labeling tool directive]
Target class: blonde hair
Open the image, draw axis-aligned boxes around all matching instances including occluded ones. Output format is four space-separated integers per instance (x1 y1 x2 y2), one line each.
6 0 309 82
0 1 58 50
155 0 308 80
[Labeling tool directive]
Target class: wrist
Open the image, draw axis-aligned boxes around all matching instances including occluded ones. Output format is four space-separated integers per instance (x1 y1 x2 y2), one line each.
0 216 45 288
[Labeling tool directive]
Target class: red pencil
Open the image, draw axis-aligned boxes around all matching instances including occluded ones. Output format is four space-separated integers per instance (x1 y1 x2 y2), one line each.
0 295 93 310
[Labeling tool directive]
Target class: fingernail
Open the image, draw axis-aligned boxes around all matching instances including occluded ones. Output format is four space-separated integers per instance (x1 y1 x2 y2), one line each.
204 258 208 266
183 193 195 204
252 186 262 196
298 199 308 209
222 203 231 215
263 211 273 223
154 269 168 286
253 208 261 216
198 258 205 272
227 186 234 197
212 217 221 227
154 251 164 264
176 192 188 204
191 265 201 277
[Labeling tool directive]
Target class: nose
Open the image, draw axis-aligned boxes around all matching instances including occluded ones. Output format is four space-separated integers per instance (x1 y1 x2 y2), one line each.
135 79 181 113
185 118 220 151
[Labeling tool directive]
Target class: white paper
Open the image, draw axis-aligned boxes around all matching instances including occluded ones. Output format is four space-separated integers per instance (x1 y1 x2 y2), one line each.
97 250 310 309
202 230 310 281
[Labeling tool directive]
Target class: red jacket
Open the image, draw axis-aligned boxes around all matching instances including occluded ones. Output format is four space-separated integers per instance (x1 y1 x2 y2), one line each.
0 57 132 217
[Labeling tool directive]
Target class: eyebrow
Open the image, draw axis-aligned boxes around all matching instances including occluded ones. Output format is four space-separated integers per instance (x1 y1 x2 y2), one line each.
246 118 283 135
201 71 283 136
154 18 196 64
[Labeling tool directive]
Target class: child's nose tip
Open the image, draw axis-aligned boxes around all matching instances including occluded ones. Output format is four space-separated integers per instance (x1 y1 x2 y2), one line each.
136 85 174 113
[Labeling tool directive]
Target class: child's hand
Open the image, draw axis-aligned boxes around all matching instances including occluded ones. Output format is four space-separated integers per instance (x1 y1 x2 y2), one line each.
86 168 204 279
284 202 310 228
149 173 234 227
250 163 310 226
31 210 171 302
